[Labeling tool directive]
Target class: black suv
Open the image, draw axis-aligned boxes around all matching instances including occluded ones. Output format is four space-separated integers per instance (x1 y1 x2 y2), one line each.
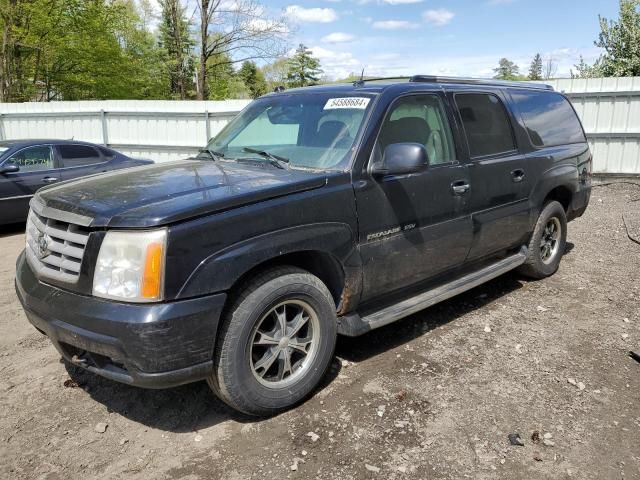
16 76 591 416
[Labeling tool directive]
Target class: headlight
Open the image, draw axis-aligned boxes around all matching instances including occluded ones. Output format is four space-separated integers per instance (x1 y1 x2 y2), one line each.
93 229 167 303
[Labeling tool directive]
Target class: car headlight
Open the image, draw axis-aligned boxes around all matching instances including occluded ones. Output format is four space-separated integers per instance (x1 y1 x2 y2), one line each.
93 229 167 303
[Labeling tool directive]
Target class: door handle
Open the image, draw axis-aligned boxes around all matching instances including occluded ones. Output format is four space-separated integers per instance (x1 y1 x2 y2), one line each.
451 180 470 195
511 169 525 183
42 177 59 184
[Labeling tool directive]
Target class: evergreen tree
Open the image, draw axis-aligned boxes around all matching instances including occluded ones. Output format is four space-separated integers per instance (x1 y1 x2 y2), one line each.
239 61 267 98
528 53 543 80
287 44 323 87
207 52 249 100
493 58 521 80
158 0 194 99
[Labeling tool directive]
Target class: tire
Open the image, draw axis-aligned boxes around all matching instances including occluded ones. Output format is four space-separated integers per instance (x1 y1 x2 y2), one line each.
518 200 568 279
208 266 337 416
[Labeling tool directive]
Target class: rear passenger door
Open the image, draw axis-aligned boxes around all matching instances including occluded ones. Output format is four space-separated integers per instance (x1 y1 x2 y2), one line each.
57 144 108 181
453 91 532 261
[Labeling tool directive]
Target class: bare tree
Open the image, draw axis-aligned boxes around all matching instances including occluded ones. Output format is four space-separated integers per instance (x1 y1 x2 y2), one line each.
543 56 558 80
196 0 288 100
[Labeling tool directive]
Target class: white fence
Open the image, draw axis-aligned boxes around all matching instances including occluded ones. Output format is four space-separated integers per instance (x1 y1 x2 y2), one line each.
542 77 640 175
0 77 639 173
0 100 251 162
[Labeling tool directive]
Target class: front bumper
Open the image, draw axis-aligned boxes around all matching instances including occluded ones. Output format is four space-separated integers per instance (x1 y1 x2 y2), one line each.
15 251 226 388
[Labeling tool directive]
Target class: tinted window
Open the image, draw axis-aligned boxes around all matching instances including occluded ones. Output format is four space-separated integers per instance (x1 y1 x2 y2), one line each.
59 145 102 167
379 95 456 165
6 146 54 172
455 93 516 158
511 90 586 147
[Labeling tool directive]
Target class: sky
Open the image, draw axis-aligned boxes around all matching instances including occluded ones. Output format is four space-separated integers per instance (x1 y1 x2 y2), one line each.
150 0 621 80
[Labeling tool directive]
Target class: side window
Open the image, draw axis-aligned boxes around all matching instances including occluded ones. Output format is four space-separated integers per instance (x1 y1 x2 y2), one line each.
455 93 516 158
378 95 456 165
58 145 103 168
510 90 586 147
6 146 54 172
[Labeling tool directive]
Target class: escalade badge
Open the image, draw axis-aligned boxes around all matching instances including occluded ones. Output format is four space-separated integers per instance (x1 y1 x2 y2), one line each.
36 233 50 259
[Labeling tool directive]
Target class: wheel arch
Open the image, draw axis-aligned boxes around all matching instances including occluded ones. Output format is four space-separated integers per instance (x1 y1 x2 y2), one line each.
543 185 573 212
530 163 578 215
176 223 362 313
225 250 348 311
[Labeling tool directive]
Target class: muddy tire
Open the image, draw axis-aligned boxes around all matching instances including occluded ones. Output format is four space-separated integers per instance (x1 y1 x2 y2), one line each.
518 200 568 279
208 266 337 416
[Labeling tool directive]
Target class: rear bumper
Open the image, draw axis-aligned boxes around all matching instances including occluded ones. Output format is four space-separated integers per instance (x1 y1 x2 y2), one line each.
15 251 226 388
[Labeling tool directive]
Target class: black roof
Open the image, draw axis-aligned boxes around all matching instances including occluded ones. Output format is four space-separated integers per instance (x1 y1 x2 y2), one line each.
272 75 554 96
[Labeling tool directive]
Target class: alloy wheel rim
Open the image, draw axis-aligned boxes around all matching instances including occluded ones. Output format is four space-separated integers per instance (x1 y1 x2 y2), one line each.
250 299 320 388
540 217 561 264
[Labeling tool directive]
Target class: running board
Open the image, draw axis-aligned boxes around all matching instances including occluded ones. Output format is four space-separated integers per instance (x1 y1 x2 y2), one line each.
337 247 527 337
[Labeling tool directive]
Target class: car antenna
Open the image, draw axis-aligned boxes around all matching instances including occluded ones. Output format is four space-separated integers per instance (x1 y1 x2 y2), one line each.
353 67 366 87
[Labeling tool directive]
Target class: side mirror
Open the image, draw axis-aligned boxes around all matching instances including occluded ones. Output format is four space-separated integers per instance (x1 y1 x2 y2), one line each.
0 163 20 174
371 143 429 177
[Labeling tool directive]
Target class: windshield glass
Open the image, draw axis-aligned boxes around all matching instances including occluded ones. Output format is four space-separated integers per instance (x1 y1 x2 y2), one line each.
207 92 375 170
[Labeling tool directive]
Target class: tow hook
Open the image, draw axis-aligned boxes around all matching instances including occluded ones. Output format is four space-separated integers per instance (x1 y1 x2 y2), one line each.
71 354 88 366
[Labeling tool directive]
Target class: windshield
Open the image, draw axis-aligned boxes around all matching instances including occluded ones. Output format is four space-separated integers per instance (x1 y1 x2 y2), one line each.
206 92 375 170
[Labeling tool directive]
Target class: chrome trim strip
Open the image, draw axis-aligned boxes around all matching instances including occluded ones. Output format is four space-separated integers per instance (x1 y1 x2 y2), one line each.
30 197 94 227
0 194 33 201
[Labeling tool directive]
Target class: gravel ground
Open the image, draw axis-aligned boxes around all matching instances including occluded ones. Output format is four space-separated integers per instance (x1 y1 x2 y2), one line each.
1 182 639 480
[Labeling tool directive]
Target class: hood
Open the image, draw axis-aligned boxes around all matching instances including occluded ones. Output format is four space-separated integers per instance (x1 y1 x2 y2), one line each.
35 160 328 228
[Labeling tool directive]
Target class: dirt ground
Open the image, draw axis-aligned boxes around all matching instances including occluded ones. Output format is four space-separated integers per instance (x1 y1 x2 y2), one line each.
1 182 639 480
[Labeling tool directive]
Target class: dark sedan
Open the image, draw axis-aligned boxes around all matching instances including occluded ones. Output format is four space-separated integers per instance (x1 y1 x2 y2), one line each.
0 140 153 225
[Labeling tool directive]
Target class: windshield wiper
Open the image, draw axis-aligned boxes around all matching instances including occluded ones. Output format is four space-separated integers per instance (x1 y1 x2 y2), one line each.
242 147 290 169
197 148 225 161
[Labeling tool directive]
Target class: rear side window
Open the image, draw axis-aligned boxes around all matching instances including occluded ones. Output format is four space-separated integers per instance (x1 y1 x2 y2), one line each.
455 93 517 158
511 90 586 147
58 145 103 168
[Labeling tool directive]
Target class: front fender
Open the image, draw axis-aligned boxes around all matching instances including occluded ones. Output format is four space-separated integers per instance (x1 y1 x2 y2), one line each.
176 222 358 299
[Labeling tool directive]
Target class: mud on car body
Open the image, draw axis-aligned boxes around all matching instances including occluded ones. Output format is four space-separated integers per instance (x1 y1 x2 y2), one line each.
16 76 591 415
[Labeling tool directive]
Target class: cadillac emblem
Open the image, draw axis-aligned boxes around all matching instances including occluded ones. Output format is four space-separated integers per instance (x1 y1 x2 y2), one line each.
36 233 50 259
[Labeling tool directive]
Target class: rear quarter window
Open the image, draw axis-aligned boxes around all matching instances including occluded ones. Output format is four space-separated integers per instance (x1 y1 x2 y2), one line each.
455 93 517 158
510 90 586 147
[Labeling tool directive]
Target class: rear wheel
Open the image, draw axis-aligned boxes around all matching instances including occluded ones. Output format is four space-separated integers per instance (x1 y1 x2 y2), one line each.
518 200 568 279
209 267 337 416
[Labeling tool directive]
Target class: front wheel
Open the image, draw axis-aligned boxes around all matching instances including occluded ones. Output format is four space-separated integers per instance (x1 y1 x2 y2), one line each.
518 200 568 279
209 267 337 416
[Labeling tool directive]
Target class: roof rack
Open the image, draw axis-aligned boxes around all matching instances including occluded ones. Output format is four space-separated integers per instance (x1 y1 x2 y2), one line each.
409 75 554 91
352 76 409 86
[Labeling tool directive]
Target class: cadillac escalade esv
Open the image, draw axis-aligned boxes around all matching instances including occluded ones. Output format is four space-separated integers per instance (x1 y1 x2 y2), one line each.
16 76 592 416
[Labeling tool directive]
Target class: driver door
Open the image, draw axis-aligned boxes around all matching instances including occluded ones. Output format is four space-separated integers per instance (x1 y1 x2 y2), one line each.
355 93 473 303
0 145 59 223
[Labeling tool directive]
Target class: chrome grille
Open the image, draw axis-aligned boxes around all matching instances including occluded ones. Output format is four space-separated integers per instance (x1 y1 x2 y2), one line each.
25 202 92 284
